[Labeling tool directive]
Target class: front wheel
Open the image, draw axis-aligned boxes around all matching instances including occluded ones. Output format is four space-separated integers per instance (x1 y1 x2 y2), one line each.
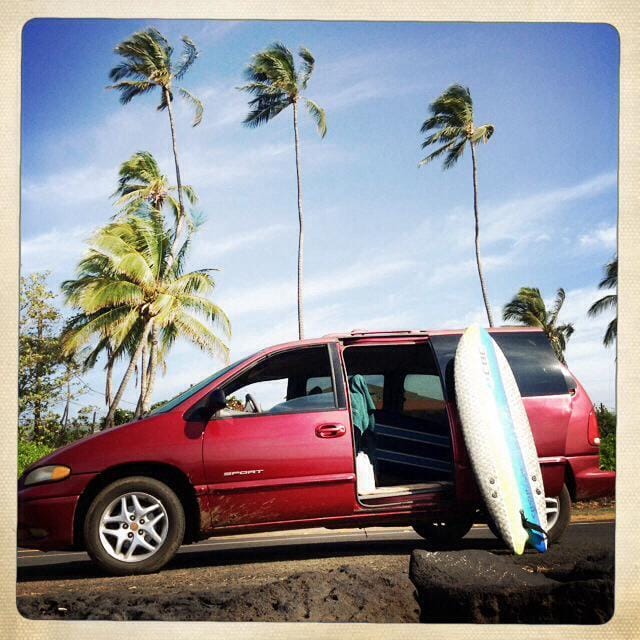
84 476 185 575
413 513 474 547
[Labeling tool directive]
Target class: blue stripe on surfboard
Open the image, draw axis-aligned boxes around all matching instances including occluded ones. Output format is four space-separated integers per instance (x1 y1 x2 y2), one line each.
480 328 547 552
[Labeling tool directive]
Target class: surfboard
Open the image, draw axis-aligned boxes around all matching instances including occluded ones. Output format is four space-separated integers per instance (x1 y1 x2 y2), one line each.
454 325 548 554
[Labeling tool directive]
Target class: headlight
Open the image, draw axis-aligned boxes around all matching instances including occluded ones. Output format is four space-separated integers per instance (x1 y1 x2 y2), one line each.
24 465 71 487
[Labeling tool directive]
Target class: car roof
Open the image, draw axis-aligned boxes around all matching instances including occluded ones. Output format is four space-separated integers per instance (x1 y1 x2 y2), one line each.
257 326 544 354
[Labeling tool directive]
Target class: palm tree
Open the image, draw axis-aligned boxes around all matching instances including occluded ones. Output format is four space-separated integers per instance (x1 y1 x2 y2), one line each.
112 149 201 413
419 84 495 326
588 256 617 347
108 27 203 266
113 151 198 230
62 214 230 426
238 43 327 340
503 287 575 364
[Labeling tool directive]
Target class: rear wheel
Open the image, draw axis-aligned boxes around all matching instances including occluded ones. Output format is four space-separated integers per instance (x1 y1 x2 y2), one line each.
487 483 572 545
413 513 474 547
84 476 185 575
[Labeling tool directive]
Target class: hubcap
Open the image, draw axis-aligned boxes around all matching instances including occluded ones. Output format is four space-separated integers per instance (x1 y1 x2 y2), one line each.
546 496 560 530
98 492 168 563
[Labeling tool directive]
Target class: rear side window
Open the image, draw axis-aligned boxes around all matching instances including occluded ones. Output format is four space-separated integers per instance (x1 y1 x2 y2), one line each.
430 331 569 398
402 373 445 418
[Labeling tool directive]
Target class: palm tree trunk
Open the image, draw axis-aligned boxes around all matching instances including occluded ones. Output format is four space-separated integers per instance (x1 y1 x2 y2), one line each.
105 347 114 408
292 100 305 340
105 319 153 428
141 321 159 414
164 87 186 270
470 142 494 327
134 341 147 419
61 377 70 429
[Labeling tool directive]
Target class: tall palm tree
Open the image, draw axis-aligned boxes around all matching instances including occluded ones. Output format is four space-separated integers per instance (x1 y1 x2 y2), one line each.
62 214 230 426
503 287 575 364
108 27 203 267
588 256 617 347
238 43 327 340
419 84 495 326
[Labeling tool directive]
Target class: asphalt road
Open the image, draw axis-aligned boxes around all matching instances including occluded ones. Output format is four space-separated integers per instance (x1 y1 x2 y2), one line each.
17 520 614 578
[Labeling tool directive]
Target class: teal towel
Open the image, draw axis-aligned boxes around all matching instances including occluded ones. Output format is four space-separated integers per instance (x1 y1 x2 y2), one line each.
349 374 376 436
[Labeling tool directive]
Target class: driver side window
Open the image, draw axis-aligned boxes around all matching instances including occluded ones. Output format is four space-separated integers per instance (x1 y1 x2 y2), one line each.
221 346 337 416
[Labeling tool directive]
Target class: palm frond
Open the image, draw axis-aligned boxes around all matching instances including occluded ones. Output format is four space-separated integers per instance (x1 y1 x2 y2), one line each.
242 94 290 127
107 80 156 105
599 257 618 290
173 36 199 79
418 139 458 167
174 313 230 362
443 138 467 169
178 87 204 126
588 294 617 317
298 47 315 89
421 126 466 148
549 288 566 326
304 98 327 138
471 124 495 145
603 318 617 346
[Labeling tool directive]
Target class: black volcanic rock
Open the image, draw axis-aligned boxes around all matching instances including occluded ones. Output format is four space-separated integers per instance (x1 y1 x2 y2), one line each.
409 548 614 624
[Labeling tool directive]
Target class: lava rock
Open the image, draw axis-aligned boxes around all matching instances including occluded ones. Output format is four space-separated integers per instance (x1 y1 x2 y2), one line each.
409 549 613 624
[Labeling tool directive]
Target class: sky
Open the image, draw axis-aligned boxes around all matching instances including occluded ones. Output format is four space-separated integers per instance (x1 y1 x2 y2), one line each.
21 20 619 413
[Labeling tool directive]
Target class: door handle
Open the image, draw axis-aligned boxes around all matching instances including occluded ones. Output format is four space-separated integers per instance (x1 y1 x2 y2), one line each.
315 424 347 438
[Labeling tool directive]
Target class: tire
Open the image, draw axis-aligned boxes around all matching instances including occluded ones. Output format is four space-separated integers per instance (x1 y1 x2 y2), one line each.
487 483 572 546
84 476 185 575
546 484 571 543
413 513 474 547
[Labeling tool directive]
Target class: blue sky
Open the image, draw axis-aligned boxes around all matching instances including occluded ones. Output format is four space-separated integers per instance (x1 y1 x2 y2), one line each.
21 20 619 412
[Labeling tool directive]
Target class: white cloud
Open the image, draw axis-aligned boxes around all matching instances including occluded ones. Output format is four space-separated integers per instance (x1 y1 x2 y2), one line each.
21 225 94 275
220 258 417 316
188 224 290 270
22 165 115 207
483 172 617 246
579 224 617 250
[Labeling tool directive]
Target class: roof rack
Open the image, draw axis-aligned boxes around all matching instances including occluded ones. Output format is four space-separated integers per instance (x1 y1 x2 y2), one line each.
348 329 430 336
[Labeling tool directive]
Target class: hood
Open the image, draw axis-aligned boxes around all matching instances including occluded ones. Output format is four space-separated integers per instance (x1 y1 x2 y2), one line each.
20 416 158 478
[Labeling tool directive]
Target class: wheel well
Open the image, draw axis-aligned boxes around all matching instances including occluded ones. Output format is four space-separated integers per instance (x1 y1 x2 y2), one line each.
564 463 577 500
73 463 201 549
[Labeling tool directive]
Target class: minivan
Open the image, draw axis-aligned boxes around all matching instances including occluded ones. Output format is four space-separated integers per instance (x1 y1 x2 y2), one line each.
18 327 615 574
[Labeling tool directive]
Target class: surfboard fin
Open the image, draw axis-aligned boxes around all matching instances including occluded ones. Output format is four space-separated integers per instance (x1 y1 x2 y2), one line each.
519 509 549 548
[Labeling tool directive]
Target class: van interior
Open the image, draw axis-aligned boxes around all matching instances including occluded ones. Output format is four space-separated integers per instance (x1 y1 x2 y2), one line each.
343 343 454 502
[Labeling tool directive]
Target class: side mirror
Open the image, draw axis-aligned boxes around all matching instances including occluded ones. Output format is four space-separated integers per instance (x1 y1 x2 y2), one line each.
185 388 227 422
206 388 227 414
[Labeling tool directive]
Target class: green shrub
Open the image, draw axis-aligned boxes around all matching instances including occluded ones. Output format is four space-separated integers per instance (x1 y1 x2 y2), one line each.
18 440 55 477
599 432 616 471
595 403 616 439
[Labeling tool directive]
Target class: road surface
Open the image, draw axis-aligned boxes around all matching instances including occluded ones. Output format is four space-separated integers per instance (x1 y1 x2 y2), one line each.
16 521 614 622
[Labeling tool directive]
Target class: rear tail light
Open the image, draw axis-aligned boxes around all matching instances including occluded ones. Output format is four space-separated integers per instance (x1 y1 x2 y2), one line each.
588 409 601 446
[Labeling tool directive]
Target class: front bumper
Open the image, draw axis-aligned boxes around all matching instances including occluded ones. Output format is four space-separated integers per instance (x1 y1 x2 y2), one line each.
568 455 616 500
18 493 79 551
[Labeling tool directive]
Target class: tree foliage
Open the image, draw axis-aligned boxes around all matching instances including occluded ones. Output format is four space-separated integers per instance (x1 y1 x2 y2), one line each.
19 273 83 440
419 84 495 326
503 286 575 364
588 256 617 347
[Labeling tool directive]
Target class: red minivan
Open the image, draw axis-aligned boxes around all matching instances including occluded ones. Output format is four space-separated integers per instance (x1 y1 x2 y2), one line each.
18 328 615 574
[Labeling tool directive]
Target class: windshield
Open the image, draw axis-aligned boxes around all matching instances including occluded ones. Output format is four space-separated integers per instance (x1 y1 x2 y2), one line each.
148 354 254 415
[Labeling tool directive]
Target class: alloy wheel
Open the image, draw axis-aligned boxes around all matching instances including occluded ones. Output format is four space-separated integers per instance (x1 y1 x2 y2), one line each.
98 491 169 563
545 496 560 530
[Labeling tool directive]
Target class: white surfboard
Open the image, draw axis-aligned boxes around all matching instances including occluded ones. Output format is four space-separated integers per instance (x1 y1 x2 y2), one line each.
454 325 548 554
